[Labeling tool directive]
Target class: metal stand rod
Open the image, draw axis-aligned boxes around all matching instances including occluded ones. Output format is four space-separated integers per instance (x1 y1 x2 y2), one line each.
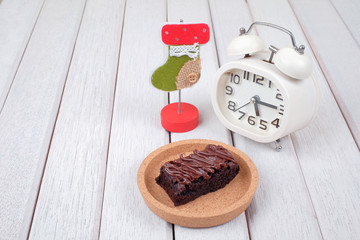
178 89 182 113
177 19 184 114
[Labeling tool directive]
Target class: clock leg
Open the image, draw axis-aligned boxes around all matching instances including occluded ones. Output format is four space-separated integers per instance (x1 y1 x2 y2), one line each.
275 139 282 152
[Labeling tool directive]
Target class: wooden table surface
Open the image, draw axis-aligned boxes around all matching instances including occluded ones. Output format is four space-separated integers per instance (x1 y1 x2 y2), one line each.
1 0 359 239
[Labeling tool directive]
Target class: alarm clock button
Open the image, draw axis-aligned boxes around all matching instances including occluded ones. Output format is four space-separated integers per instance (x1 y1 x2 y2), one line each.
274 47 312 80
227 34 265 56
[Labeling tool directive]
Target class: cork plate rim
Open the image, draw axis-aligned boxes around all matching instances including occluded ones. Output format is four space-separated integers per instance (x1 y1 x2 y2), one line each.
137 139 259 228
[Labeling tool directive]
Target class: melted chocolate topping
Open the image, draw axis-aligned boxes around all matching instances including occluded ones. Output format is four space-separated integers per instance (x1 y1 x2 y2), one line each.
162 145 237 185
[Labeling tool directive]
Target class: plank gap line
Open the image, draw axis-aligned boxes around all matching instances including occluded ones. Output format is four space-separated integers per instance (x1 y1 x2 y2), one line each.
288 134 325 240
328 0 360 49
166 0 168 22
0 0 46 115
231 130 252 240
97 0 128 239
172 224 175 240
165 2 175 238
206 0 221 69
244 210 252 240
26 0 90 237
241 1 261 238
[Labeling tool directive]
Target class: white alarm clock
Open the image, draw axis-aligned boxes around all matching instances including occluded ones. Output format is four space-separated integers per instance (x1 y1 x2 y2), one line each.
211 22 319 148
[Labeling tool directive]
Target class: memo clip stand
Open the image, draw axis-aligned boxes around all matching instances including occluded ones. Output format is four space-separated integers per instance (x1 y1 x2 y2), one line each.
151 19 210 133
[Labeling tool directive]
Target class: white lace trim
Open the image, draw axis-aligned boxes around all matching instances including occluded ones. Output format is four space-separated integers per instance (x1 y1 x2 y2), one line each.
169 43 199 58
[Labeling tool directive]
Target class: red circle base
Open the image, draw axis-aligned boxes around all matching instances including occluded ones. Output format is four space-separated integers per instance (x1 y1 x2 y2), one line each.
161 102 199 133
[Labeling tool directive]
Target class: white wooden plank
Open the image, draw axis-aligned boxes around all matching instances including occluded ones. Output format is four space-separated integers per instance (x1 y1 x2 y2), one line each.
235 137 324 240
167 0 250 239
0 0 86 239
209 0 253 64
330 0 360 46
210 0 323 239
28 0 125 239
248 0 360 239
286 0 360 239
98 0 173 239
0 0 44 110
289 0 360 146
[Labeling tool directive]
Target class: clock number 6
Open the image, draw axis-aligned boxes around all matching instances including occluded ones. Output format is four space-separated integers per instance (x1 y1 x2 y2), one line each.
248 116 256 125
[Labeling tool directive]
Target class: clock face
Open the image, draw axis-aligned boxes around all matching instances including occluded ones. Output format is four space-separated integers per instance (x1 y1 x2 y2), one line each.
218 69 286 137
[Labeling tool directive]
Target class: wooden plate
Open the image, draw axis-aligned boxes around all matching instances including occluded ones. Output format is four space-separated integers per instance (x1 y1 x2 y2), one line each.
137 139 258 228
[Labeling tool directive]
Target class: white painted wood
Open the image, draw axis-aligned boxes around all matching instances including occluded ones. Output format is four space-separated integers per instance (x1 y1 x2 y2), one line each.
289 0 360 146
210 0 323 239
98 0 173 239
167 0 250 239
235 136 324 240
0 0 86 239
330 0 360 46
287 1 360 239
1 0 359 239
28 0 125 239
0 0 44 110
248 0 360 239
209 0 254 65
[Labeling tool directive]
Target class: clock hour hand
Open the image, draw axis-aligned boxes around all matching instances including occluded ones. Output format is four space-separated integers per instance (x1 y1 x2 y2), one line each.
251 96 260 116
257 100 278 109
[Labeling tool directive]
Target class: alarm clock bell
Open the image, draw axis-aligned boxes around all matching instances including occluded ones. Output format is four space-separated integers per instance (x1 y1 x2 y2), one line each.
228 22 313 80
274 47 312 80
227 28 265 56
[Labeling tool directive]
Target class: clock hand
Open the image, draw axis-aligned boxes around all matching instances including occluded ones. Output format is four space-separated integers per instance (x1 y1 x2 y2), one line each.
257 100 278 109
251 96 260 116
234 101 250 112
254 102 260 116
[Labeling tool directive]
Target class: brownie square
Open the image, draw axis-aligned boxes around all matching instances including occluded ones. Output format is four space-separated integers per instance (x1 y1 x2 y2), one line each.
155 144 240 206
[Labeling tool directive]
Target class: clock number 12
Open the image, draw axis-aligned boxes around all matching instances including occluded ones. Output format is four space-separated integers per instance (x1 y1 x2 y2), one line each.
243 71 267 87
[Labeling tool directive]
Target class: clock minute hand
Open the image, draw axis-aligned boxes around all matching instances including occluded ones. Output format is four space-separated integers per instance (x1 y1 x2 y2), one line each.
234 101 250 112
257 100 278 109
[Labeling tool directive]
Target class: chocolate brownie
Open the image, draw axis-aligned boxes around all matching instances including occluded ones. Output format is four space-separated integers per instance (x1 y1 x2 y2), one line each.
155 144 240 206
